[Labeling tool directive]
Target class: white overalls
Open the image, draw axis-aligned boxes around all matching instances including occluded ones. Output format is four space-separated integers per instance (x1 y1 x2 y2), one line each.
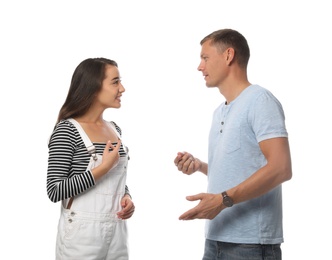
56 119 129 260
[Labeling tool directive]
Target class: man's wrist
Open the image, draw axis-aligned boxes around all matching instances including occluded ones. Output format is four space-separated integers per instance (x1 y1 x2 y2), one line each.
195 158 203 172
221 191 234 207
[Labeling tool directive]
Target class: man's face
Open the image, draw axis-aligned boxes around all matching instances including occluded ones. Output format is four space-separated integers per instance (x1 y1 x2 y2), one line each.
197 40 228 88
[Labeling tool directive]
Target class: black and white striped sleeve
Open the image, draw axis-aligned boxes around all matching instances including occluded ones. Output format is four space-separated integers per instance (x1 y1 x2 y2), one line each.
46 121 95 203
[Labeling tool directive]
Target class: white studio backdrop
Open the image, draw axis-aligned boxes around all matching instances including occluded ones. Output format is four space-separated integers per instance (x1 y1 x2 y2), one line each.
1 1 331 259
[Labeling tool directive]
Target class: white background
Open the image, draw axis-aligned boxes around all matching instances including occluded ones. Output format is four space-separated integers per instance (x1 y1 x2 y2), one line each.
1 1 331 259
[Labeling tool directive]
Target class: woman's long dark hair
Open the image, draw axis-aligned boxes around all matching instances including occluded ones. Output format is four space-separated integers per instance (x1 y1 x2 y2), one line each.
56 58 118 125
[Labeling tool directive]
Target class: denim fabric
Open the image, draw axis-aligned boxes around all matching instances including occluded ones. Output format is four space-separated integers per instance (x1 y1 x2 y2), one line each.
202 239 281 260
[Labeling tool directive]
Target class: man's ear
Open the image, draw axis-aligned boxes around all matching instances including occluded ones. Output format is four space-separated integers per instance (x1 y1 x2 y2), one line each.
226 48 235 66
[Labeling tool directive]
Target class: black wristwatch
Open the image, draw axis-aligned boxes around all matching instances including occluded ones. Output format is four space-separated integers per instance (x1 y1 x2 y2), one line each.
221 191 234 207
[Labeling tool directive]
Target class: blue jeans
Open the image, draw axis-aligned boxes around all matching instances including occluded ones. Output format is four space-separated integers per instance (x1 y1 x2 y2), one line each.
202 239 281 260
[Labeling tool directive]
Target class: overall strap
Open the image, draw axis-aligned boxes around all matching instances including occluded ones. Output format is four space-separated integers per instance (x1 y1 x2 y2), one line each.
67 118 97 160
65 118 97 210
107 121 121 139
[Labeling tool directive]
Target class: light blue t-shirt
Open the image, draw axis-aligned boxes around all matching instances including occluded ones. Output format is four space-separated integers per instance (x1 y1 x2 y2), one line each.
206 84 288 244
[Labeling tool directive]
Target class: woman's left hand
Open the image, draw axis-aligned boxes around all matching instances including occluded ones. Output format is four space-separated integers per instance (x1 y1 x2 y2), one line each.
117 194 135 219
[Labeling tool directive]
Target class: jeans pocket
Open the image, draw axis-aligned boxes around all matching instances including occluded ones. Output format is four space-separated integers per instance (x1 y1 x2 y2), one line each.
64 217 83 240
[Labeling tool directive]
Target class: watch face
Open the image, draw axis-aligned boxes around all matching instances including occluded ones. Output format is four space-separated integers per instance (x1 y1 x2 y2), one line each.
223 196 233 207
222 192 234 207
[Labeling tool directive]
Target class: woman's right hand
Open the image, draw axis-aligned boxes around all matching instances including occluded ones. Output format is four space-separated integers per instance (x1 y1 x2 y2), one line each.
92 139 122 180
102 139 122 170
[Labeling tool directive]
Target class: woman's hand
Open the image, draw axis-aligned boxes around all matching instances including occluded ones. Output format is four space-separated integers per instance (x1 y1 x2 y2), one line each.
117 194 135 219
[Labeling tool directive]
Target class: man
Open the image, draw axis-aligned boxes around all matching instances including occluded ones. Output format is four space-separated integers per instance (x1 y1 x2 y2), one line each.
174 29 292 260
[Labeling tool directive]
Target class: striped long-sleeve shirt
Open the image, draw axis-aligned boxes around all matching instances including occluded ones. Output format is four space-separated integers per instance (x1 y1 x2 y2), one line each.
47 119 130 203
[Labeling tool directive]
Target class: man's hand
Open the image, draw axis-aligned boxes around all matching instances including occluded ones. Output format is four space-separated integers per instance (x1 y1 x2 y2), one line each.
179 193 224 220
174 152 201 175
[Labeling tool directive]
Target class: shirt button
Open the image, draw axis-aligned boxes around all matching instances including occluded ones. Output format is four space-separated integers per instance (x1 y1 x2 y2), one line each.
220 129 223 133
221 122 224 125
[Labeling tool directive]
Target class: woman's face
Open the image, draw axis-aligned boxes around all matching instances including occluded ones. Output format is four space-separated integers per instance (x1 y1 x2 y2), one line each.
96 65 125 109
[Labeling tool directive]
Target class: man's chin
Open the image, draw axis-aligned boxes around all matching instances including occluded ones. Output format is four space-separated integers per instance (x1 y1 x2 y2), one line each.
205 83 216 88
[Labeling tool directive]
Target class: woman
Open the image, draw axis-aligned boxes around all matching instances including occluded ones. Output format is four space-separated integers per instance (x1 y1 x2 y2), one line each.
47 58 135 260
